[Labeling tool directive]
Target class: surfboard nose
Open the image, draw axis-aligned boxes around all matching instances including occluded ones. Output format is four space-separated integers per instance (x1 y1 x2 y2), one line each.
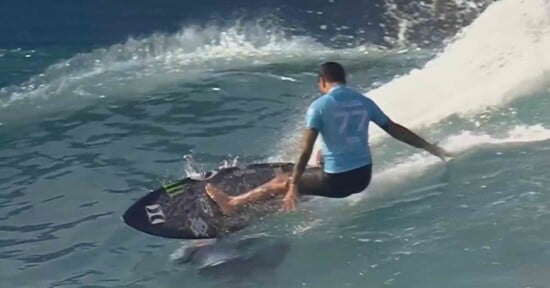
121 191 183 238
122 193 154 233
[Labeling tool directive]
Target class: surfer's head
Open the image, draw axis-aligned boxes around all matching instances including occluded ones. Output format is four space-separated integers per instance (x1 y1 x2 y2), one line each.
318 62 346 94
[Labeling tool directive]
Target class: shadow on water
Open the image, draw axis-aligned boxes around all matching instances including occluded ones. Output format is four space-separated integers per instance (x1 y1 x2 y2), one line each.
174 235 290 286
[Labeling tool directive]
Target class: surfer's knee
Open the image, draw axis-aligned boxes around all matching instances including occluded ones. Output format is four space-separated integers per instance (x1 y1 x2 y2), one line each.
270 175 288 185
273 180 289 192
280 176 292 189
266 178 289 194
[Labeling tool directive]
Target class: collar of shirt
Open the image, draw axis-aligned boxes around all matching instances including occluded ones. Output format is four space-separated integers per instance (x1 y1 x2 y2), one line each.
328 84 344 94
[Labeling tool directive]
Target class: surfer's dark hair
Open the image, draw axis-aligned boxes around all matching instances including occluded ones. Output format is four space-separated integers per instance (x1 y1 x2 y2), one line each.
319 62 346 84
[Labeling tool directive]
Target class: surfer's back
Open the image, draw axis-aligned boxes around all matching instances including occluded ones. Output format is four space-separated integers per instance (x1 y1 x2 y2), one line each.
307 85 389 173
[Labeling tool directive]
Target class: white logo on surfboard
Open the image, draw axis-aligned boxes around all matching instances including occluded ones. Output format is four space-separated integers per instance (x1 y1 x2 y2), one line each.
198 197 214 217
189 217 209 237
145 204 166 225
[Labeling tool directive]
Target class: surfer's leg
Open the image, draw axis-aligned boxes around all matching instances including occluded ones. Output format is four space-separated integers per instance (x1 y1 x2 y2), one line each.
205 176 289 214
231 176 289 204
205 184 234 215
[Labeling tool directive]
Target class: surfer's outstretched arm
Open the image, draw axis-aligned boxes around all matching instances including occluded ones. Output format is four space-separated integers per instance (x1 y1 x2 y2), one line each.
381 120 452 161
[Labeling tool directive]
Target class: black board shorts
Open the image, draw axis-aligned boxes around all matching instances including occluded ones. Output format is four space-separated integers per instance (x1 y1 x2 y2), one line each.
298 164 372 198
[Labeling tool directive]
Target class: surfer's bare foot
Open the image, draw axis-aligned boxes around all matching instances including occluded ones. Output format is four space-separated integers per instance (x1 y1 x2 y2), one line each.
205 184 236 215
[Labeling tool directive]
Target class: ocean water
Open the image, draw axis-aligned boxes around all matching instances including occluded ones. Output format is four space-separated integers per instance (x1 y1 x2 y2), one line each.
1 0 550 287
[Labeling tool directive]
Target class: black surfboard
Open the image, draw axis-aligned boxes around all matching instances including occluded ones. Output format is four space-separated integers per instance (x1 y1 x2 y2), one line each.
122 162 295 239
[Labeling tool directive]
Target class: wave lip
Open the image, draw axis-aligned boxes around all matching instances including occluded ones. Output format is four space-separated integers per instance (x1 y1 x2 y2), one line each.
0 21 350 122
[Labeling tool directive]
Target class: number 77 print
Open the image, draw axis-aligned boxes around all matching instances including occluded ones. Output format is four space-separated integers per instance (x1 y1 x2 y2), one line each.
335 110 368 134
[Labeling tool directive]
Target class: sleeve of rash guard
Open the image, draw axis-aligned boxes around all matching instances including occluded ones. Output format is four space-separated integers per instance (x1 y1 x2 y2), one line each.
368 98 390 128
304 103 322 130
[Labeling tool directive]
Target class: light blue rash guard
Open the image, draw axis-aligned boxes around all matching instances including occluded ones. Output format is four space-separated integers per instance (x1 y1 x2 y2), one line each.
305 85 390 173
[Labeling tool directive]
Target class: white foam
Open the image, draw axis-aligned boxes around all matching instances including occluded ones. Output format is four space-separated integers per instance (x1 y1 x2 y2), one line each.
291 218 324 235
368 0 550 137
445 124 550 152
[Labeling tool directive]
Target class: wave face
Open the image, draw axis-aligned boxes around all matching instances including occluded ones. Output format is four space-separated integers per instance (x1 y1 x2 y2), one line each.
0 0 496 123
0 22 338 121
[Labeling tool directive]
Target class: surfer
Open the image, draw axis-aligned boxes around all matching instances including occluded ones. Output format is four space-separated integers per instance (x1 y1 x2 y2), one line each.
206 62 452 214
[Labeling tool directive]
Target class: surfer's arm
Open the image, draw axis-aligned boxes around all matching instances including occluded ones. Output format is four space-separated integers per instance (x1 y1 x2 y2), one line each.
289 128 319 187
282 128 318 211
381 120 451 161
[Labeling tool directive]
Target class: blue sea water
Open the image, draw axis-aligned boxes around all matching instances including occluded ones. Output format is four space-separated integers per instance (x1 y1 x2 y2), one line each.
1 0 550 287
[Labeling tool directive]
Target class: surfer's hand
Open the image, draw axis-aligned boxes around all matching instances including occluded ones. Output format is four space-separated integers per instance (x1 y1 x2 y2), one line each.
282 184 298 211
427 144 453 162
